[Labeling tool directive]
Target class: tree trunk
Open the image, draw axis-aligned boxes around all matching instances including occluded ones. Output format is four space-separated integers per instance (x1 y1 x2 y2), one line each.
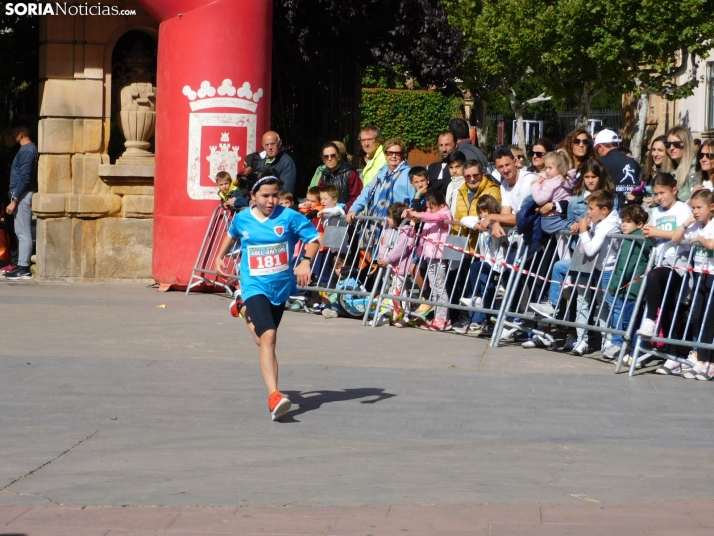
514 108 526 154
509 91 526 154
630 89 649 163
575 88 590 131
473 99 489 155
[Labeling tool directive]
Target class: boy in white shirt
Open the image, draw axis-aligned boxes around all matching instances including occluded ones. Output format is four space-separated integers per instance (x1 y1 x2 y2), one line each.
571 190 622 356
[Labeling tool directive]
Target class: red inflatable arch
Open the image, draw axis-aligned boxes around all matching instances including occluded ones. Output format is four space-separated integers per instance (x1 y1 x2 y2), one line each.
135 0 273 287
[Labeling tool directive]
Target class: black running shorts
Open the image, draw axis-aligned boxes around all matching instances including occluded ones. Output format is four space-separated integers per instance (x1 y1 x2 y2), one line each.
244 295 285 338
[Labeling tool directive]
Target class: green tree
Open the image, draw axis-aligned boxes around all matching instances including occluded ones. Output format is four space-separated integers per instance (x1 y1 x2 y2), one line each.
445 0 551 153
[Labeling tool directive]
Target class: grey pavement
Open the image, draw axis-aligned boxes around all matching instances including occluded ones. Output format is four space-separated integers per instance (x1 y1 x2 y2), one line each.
1 282 713 534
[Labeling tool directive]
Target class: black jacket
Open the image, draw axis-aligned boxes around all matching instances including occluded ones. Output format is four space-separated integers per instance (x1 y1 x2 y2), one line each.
255 147 297 193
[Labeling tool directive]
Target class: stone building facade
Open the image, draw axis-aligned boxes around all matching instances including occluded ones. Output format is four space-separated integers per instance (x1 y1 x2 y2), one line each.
32 2 158 280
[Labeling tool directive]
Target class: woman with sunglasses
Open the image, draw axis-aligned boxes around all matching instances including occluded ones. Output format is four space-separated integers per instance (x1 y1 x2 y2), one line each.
316 142 363 211
346 138 414 222
699 140 714 191
665 126 701 202
527 138 554 174
563 129 596 175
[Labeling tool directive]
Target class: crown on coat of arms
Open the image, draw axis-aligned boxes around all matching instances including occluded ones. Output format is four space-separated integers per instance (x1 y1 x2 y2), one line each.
182 79 263 112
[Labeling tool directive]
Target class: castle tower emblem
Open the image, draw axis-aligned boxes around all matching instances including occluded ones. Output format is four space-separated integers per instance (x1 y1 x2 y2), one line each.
206 132 241 180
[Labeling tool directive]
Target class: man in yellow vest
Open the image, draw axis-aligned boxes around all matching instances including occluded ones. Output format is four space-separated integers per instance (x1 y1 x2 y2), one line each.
359 125 387 186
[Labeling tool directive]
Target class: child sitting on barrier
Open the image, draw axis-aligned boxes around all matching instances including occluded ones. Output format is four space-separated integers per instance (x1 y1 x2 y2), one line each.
602 204 651 360
670 188 714 380
299 186 323 219
376 202 414 327
407 191 453 331
317 185 345 223
570 190 622 356
459 194 509 335
407 167 430 213
216 171 250 210
637 173 692 375
279 191 298 210
531 151 578 234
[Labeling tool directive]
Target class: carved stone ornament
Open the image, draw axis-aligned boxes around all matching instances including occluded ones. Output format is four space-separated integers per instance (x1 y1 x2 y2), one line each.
113 40 157 165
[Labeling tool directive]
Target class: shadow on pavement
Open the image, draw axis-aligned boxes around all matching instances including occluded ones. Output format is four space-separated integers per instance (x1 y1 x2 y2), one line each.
280 388 396 422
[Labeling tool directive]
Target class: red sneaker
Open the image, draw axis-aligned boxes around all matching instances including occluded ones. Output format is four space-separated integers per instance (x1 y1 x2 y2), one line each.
268 391 291 421
229 297 244 318
0 264 16 273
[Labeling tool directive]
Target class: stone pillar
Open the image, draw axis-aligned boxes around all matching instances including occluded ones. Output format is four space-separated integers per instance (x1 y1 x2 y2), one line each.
135 0 273 287
32 2 158 280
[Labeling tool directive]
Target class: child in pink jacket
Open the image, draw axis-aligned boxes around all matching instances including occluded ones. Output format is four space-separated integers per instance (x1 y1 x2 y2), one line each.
406 191 452 331
376 203 415 326
531 151 578 234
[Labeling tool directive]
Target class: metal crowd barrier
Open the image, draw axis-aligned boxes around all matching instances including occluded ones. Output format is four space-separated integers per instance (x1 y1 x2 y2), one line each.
186 205 240 295
492 231 655 370
627 241 714 376
297 214 388 325
373 221 528 346
200 205 714 380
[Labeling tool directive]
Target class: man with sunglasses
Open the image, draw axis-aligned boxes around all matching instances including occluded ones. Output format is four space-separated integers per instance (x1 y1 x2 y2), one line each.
594 128 641 206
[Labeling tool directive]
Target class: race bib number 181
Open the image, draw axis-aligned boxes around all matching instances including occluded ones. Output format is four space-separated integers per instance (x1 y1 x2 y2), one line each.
247 242 289 276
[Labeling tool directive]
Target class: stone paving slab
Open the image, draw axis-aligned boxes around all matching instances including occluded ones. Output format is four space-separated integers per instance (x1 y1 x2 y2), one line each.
2 282 714 535
3 501 714 535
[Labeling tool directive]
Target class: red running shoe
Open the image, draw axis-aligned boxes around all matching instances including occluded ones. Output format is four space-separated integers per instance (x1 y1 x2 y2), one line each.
229 296 244 318
268 391 291 421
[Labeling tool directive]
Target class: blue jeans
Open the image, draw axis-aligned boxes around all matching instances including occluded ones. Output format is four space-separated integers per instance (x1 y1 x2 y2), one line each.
547 259 571 305
576 270 612 345
465 261 494 323
604 293 636 347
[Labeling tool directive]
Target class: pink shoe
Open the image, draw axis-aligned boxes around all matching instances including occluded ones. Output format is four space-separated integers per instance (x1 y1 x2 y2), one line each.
428 319 452 332
0 264 16 273
420 320 434 331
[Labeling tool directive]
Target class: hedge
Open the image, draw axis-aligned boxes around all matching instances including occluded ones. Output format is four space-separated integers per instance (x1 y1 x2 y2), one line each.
360 89 461 151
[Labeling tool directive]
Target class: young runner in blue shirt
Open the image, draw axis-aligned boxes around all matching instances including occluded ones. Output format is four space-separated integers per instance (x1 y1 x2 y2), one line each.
215 169 320 421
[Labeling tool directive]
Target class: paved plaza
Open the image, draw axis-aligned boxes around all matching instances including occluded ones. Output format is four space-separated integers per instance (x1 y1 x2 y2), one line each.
1 282 713 535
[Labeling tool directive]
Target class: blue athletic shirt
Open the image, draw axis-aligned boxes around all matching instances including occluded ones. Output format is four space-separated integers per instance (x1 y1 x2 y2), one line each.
228 205 319 305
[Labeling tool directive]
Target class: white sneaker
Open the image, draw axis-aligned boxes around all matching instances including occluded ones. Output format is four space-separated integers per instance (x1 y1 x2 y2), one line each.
695 363 714 381
602 344 621 360
322 308 339 319
393 318 409 328
529 301 556 318
571 340 589 356
655 359 682 375
562 333 577 352
459 296 482 308
521 334 552 349
637 319 656 338
684 360 707 379
374 316 391 327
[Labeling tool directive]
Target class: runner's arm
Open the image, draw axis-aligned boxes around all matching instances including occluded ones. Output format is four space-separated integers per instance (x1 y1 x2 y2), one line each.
295 241 319 286
214 234 237 277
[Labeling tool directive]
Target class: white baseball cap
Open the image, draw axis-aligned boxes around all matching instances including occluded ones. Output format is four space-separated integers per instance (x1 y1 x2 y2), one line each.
594 129 621 146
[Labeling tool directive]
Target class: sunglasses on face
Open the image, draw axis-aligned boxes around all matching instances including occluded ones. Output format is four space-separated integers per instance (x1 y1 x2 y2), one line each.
665 141 684 150
322 153 338 161
700 152 714 161
573 138 591 146
513 155 525 160
386 151 402 157
530 151 545 158
464 173 483 180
